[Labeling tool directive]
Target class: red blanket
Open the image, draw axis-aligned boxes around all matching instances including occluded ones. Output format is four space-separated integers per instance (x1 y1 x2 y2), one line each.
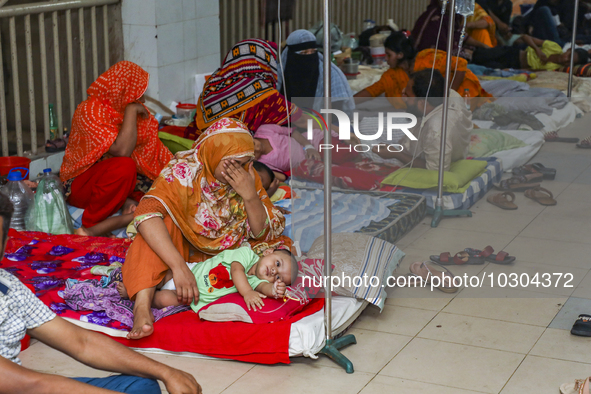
3 230 324 364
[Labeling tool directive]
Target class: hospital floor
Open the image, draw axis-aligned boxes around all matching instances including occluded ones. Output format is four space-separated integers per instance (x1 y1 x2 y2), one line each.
19 117 591 394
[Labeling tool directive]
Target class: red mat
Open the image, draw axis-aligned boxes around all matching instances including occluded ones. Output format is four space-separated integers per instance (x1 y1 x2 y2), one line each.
3 230 323 364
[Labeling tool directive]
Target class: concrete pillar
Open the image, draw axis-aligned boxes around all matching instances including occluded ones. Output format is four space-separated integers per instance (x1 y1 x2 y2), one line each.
121 0 221 106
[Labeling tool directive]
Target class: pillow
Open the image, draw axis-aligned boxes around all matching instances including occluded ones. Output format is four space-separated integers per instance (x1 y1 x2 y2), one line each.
381 159 488 194
557 64 591 77
158 132 194 154
306 233 404 311
198 292 308 324
467 129 527 158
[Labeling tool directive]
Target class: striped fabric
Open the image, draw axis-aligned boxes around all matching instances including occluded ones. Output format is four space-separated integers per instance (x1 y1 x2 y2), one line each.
306 233 405 311
274 189 399 253
557 64 591 78
401 157 503 210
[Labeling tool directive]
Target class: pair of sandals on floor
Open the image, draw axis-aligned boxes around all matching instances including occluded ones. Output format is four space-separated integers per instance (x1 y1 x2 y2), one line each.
545 131 591 149
489 165 557 209
405 246 515 293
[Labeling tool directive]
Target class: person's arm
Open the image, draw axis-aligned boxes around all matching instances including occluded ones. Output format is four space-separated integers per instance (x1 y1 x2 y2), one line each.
518 34 548 62
108 103 148 157
290 129 322 160
27 317 201 394
353 88 375 103
451 71 466 91
487 9 510 34
466 18 490 30
255 280 286 298
222 161 267 236
465 35 491 48
230 262 266 311
137 216 199 305
273 171 287 182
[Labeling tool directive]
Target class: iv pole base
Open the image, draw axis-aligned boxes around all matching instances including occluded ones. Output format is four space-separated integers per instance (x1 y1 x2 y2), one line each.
319 335 357 374
428 205 472 228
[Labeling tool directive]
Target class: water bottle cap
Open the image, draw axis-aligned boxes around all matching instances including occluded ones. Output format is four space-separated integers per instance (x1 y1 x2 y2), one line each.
7 169 25 181
43 168 52 173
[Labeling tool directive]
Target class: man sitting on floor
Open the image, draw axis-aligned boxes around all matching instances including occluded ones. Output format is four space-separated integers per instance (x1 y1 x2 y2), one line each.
0 193 201 394
372 69 473 171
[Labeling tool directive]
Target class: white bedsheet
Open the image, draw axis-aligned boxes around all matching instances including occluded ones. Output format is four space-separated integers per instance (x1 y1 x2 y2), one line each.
491 130 545 171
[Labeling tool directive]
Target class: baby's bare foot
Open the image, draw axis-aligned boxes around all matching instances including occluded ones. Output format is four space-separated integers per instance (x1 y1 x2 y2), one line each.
116 282 129 299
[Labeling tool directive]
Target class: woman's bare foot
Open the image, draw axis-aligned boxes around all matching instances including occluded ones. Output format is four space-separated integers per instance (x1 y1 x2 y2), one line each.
116 282 129 299
127 306 154 340
122 198 138 215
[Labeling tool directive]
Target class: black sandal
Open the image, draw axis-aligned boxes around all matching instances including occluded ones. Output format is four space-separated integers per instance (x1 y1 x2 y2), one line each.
45 138 67 153
571 314 591 337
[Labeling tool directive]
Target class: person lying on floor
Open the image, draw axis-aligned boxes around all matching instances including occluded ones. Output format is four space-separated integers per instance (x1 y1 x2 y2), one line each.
118 246 296 312
372 69 473 171
60 61 173 237
471 34 590 71
121 118 292 340
0 193 201 394
354 31 491 104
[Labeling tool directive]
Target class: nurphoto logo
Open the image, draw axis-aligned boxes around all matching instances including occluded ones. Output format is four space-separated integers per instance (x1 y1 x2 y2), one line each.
306 108 418 153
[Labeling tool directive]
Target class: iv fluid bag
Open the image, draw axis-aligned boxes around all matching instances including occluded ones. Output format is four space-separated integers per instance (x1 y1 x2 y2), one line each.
456 0 475 16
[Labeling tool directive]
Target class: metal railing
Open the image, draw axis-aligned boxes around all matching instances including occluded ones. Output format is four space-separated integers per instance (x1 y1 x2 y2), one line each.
0 0 122 157
220 0 430 59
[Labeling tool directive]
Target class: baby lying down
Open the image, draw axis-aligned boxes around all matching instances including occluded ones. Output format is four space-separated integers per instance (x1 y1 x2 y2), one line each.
118 246 297 312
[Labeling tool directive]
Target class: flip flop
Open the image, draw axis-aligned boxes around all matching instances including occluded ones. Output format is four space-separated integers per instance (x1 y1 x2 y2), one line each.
524 186 557 206
576 140 591 149
430 246 492 265
560 377 590 394
408 261 458 293
571 314 591 337
487 191 517 210
513 163 556 180
45 138 67 152
545 132 579 143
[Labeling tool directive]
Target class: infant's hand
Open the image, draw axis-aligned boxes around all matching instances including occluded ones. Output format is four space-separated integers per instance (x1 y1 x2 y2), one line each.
274 280 287 298
244 290 266 311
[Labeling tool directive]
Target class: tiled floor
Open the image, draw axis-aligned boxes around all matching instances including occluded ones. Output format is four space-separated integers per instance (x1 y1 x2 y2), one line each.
19 116 591 393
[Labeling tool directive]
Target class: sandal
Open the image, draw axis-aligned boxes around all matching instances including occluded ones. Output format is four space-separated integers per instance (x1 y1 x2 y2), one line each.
560 377 590 394
487 191 517 210
45 138 67 153
571 314 591 337
408 261 458 293
576 137 591 149
544 132 580 143
494 176 541 192
524 186 557 206
430 246 493 265
513 163 556 180
482 249 516 264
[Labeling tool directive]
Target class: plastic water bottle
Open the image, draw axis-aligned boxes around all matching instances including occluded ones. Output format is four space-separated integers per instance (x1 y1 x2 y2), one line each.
27 168 73 235
456 0 475 17
3 168 34 231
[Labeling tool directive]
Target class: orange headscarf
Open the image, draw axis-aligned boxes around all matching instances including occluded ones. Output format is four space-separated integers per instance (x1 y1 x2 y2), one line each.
60 61 173 182
144 118 288 256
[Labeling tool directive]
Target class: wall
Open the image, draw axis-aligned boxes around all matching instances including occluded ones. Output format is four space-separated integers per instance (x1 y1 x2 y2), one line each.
121 0 221 106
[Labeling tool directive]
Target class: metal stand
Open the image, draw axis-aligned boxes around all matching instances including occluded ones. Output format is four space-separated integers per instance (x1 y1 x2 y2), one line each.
319 0 356 373
567 0 580 97
430 0 472 228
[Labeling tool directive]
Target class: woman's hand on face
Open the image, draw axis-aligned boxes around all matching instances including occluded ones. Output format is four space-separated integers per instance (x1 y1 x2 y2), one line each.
172 264 199 305
223 160 258 201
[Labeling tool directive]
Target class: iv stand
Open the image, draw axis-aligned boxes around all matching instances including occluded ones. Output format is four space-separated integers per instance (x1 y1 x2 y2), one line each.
568 0 580 97
430 0 473 227
318 0 357 373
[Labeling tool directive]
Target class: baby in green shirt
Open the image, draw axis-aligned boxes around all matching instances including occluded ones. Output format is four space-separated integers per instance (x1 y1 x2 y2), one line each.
119 246 297 312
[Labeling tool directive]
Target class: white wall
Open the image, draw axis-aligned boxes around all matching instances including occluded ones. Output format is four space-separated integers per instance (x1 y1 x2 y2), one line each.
121 0 221 106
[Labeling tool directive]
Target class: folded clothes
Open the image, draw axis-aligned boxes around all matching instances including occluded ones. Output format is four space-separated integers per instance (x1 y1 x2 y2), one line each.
473 103 545 130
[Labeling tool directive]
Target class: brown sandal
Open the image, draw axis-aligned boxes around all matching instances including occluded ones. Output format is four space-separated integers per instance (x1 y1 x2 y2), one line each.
487 192 517 210
524 186 557 206
495 176 541 192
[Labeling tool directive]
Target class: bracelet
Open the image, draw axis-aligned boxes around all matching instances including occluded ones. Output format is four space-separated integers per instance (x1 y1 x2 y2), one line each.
303 144 315 151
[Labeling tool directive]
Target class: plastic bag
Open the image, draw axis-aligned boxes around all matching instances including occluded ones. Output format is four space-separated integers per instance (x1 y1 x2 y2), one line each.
308 22 344 53
26 170 74 235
